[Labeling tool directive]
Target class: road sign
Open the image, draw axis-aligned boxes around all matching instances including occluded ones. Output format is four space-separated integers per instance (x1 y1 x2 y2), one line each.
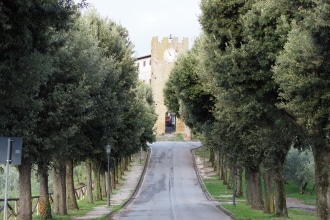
0 137 23 219
0 137 23 165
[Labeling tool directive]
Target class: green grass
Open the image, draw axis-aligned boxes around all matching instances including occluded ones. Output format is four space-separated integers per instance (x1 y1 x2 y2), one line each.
68 199 107 216
202 175 316 220
222 203 316 220
288 208 316 220
223 203 279 219
194 145 317 220
33 199 106 220
285 182 316 206
194 146 211 159
204 175 236 201
156 133 185 141
30 198 120 220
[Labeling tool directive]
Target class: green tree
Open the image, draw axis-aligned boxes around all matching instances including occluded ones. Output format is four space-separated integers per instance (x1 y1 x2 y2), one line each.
135 82 157 146
236 0 305 214
34 11 107 215
284 147 315 194
0 1 76 219
273 1 330 218
199 0 307 215
164 39 215 134
199 0 268 211
81 9 145 202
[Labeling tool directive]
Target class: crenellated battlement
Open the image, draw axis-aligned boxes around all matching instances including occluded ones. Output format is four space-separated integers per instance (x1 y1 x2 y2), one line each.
152 36 189 46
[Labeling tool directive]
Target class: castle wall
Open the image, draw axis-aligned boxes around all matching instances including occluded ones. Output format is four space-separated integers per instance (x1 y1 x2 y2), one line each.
150 37 190 137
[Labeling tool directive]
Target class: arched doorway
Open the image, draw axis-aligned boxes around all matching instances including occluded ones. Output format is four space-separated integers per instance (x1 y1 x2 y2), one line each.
165 112 176 133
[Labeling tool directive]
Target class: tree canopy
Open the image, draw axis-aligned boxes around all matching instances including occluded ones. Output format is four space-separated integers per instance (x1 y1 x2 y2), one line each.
0 1 156 219
164 0 330 218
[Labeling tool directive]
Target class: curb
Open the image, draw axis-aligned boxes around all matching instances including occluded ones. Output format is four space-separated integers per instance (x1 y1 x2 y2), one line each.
191 147 214 201
191 146 235 220
107 147 151 219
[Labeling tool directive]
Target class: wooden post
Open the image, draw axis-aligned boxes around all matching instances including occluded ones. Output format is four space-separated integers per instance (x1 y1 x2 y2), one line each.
14 200 18 220
36 198 39 215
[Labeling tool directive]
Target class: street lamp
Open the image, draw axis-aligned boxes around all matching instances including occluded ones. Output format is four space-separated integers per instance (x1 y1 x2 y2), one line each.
105 144 112 207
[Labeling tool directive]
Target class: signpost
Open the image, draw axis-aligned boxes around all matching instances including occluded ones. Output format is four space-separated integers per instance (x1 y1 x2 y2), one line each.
0 137 23 220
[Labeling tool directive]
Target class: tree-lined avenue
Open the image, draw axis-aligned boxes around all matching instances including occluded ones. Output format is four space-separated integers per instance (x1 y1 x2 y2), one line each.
111 141 232 220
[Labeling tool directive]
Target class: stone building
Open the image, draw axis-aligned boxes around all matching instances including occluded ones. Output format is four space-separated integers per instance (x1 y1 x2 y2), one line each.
135 55 151 84
135 36 191 139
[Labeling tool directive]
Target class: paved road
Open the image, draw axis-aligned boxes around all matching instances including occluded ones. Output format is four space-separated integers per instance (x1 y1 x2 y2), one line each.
111 141 232 220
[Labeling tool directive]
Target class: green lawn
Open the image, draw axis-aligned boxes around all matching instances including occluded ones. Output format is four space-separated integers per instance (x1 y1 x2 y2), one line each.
221 203 316 220
285 181 316 206
202 173 316 220
195 146 317 220
31 199 115 220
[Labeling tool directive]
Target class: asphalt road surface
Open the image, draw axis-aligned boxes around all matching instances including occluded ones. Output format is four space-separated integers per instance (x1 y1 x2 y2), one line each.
111 141 232 220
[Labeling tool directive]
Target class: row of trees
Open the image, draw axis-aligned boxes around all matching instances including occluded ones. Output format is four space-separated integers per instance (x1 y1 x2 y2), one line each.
0 1 156 219
164 0 329 219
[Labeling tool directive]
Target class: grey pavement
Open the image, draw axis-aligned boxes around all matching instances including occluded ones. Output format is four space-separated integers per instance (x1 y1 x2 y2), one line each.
73 144 316 220
110 142 232 220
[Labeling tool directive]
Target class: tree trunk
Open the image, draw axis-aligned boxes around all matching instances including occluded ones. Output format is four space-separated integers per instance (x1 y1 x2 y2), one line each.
246 167 263 210
120 157 124 177
222 156 228 185
105 168 111 196
18 157 32 220
235 165 243 197
274 161 288 216
128 156 131 167
116 159 120 184
313 144 330 220
219 153 225 180
38 161 52 219
227 166 233 190
53 159 67 215
101 170 106 198
214 151 219 174
66 160 78 210
112 161 117 189
263 168 274 214
92 160 102 200
209 148 215 167
85 161 93 204
125 156 130 170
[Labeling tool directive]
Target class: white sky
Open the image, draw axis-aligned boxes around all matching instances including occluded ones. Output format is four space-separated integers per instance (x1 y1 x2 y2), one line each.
84 0 202 57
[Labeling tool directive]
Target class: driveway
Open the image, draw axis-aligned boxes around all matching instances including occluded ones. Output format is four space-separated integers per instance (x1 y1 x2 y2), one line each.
110 141 232 220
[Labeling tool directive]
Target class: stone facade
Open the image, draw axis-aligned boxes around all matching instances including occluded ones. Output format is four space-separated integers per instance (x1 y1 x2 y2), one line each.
135 55 151 84
135 36 192 139
150 37 190 137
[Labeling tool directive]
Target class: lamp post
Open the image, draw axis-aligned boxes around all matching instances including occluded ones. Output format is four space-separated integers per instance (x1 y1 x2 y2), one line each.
105 144 112 207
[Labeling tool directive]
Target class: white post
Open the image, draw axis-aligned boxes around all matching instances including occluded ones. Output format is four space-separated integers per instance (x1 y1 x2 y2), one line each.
107 154 111 206
4 138 12 220
14 200 17 220
105 144 111 207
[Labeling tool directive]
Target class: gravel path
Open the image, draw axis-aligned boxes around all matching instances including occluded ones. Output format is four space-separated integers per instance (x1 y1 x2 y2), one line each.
286 197 316 211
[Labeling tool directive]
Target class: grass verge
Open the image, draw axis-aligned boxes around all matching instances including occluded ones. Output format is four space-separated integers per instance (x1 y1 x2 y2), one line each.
203 175 316 220
156 133 185 141
195 146 317 220
31 199 113 220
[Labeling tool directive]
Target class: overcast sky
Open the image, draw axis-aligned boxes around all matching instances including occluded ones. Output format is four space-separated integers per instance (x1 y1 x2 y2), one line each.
84 0 202 57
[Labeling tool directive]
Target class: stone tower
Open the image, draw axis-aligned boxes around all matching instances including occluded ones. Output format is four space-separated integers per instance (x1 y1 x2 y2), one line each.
151 36 191 138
